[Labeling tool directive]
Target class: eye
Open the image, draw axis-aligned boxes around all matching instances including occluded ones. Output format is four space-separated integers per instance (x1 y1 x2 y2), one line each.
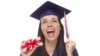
53 19 57 22
42 21 47 24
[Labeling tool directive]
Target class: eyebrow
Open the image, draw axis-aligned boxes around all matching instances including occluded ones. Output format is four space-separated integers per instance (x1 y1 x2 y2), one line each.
41 17 58 21
52 18 57 20
41 19 46 21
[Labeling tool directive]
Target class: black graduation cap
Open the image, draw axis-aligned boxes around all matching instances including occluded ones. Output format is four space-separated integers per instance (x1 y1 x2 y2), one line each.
30 1 71 20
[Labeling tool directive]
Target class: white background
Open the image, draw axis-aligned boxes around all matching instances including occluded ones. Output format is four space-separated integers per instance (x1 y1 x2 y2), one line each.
0 0 100 56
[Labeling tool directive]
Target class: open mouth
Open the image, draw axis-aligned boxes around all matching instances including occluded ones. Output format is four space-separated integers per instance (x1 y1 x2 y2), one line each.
47 30 55 37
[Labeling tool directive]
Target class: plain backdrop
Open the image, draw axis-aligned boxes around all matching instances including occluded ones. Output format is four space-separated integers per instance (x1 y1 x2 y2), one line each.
0 0 100 56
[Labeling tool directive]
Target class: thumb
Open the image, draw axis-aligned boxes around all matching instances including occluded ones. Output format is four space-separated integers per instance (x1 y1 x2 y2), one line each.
21 45 38 56
28 45 38 55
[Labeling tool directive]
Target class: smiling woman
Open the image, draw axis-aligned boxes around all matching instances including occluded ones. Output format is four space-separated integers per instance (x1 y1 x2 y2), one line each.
20 1 79 56
40 15 61 43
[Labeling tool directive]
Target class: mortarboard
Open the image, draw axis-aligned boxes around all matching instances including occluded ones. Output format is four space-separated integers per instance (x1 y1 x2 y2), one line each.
30 1 71 20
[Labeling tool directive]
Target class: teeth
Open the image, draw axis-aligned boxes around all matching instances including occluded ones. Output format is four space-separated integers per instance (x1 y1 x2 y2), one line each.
47 30 54 32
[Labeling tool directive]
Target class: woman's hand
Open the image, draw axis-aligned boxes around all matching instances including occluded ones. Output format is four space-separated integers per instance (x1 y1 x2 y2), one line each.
66 40 76 56
20 41 38 56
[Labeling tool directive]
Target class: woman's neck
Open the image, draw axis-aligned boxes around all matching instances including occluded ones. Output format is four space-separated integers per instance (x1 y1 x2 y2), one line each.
45 40 57 56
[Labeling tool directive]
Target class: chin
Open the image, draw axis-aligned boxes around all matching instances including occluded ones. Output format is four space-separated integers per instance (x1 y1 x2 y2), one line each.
46 38 58 42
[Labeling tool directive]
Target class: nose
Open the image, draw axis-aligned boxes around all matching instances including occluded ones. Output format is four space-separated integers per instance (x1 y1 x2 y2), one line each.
47 22 53 27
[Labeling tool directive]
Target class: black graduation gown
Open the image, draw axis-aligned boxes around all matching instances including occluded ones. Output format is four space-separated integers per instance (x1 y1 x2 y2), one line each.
30 46 79 56
20 46 79 56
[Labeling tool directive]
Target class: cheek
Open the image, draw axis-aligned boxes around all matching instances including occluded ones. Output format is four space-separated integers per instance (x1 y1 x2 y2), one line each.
41 24 46 34
55 23 61 31
55 24 61 34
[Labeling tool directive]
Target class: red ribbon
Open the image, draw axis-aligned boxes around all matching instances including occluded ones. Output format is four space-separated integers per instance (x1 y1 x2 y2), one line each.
21 37 43 52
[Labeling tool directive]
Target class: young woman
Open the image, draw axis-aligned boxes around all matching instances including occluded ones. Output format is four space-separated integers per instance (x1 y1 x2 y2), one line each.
21 1 79 56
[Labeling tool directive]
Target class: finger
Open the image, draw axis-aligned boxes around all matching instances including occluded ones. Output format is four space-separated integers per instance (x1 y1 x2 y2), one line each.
20 41 25 52
20 41 25 46
20 41 28 55
21 48 27 56
21 41 25 43
66 39 71 43
66 38 71 42
21 45 39 56
28 45 38 55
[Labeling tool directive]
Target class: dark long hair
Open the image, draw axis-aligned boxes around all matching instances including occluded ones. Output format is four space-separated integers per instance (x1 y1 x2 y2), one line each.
37 18 67 56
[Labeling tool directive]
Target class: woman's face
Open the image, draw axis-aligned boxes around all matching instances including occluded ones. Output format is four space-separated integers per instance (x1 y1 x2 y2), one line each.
40 15 61 42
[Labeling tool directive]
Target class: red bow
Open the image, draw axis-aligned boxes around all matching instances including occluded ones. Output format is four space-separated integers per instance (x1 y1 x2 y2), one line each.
21 37 43 52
